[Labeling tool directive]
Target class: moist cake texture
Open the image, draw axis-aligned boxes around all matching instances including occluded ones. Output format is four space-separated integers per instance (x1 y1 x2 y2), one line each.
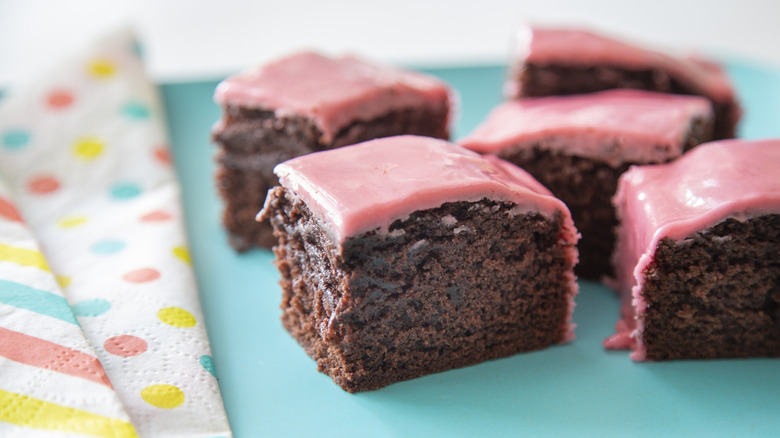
606 138 780 360
506 26 741 140
259 135 579 392
459 89 714 279
213 52 453 250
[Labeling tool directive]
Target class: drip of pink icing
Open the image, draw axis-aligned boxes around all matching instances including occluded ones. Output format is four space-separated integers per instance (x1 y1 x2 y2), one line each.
507 26 736 104
609 138 780 359
214 52 452 144
458 90 712 167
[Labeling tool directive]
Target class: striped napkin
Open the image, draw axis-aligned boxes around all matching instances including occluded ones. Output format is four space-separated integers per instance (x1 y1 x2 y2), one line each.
0 180 137 437
0 29 231 437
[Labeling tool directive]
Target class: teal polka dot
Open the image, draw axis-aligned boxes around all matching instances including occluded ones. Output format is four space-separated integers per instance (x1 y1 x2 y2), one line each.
72 299 111 317
110 183 141 200
131 40 144 58
200 355 217 378
2 129 30 149
121 101 151 119
91 239 126 254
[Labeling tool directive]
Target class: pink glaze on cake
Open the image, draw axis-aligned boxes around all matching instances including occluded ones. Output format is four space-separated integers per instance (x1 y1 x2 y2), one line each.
606 138 780 359
458 90 712 167
266 135 578 246
507 26 737 104
214 52 452 144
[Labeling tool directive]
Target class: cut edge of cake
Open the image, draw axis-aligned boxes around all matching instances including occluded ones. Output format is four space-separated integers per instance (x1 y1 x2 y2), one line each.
259 135 580 391
606 138 780 360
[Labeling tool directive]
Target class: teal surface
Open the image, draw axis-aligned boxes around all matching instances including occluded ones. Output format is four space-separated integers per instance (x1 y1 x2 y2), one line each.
161 62 780 438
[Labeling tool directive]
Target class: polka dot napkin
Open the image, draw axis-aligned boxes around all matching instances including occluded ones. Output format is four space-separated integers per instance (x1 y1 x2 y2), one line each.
0 179 137 437
0 29 232 437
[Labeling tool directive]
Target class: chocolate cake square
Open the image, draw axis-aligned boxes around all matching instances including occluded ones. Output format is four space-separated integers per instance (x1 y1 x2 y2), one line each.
506 26 741 140
606 138 780 360
258 135 579 392
459 89 714 280
213 52 453 250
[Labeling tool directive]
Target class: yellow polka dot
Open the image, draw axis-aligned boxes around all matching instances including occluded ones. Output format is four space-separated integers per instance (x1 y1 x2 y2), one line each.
58 216 88 228
73 137 105 160
56 275 71 289
140 384 185 409
172 246 191 265
158 307 196 328
88 58 116 78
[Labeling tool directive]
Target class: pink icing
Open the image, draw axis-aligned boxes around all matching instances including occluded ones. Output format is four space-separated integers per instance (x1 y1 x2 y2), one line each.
458 90 713 167
214 52 452 144
269 135 576 242
507 26 737 104
609 138 780 359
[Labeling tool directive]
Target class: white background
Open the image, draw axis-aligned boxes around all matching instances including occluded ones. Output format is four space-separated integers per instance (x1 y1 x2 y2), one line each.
1 0 779 86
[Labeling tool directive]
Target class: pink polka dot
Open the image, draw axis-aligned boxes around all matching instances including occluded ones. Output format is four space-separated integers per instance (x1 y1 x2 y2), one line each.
28 175 60 194
122 268 160 283
104 335 148 357
140 210 171 222
0 197 22 222
154 145 171 165
46 89 74 109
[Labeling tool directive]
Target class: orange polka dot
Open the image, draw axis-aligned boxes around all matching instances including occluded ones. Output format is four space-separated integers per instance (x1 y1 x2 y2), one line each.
140 211 171 222
104 335 148 357
154 146 171 165
0 197 22 222
122 268 160 283
28 176 60 194
46 90 74 109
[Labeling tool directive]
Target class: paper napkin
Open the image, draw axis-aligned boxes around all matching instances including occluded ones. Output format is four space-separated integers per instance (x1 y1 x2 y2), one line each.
0 29 232 437
0 178 137 438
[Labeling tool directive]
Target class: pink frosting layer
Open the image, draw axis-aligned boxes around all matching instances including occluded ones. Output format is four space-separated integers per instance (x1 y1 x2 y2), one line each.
608 138 780 359
270 135 576 243
214 51 452 144
458 90 712 167
507 26 736 104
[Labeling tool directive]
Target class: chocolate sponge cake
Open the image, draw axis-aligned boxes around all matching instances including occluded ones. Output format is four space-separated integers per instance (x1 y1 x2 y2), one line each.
459 89 714 280
606 138 780 360
506 26 741 140
258 135 579 392
213 52 453 250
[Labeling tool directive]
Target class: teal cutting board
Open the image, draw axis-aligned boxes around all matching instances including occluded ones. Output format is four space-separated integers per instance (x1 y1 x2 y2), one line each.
162 60 780 438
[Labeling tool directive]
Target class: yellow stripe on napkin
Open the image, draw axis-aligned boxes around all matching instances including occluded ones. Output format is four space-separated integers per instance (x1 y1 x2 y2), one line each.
0 389 138 438
0 243 50 272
